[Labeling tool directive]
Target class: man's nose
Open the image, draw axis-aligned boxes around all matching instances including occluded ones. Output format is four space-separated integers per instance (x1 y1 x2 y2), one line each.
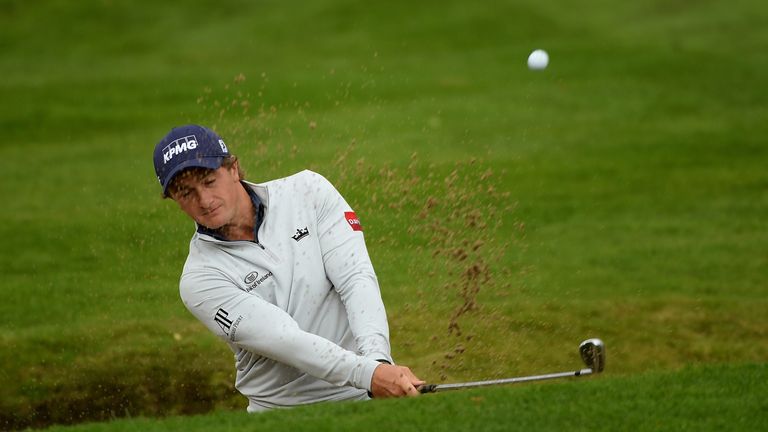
198 188 215 208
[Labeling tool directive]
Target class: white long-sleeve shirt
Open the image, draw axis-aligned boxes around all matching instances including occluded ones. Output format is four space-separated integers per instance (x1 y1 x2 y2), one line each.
179 170 392 412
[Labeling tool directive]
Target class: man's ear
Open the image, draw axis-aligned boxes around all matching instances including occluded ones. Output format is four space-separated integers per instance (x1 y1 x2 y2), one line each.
229 160 241 181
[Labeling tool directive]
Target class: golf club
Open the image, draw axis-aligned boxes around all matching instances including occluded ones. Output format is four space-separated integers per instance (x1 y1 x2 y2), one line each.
419 338 605 393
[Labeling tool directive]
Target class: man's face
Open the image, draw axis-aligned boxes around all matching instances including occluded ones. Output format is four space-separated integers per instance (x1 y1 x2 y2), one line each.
168 164 243 230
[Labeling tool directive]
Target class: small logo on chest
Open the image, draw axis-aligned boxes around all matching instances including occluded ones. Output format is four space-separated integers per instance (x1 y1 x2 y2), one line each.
292 226 310 242
243 270 274 292
244 271 259 284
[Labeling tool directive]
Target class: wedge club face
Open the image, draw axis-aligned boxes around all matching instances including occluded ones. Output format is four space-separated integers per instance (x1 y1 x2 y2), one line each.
579 338 605 373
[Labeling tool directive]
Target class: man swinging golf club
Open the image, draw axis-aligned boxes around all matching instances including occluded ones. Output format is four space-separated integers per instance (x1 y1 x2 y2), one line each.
153 124 424 412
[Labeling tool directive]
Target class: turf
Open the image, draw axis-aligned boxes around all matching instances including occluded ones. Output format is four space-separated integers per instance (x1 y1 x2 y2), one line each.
1 0 767 429
42 363 768 432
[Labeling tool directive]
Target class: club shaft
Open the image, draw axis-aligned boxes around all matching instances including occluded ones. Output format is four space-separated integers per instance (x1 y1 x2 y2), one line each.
422 368 593 393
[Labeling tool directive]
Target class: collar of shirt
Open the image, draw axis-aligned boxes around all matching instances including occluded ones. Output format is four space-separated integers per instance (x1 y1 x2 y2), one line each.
196 181 264 242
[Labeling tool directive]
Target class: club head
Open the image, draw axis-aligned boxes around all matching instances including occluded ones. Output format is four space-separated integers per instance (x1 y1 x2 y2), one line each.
579 338 605 373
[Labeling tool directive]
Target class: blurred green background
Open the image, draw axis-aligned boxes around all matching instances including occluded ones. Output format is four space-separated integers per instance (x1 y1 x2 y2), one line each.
1 0 766 429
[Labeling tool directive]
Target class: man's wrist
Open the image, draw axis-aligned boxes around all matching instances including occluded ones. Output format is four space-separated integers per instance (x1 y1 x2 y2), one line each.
368 359 391 398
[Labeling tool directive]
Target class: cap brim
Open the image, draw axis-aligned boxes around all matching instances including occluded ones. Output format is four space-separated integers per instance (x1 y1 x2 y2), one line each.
161 156 224 196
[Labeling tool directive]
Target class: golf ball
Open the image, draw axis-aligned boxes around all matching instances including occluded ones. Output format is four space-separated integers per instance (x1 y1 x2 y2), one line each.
527 49 549 70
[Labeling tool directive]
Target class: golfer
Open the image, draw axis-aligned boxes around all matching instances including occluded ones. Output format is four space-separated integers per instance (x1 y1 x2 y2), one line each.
153 124 423 412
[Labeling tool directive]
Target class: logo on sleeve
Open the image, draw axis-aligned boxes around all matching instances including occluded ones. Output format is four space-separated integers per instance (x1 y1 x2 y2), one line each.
214 308 243 341
344 212 363 231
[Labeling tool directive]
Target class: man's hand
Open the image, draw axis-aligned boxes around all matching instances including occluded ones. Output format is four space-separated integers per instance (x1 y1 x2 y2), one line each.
370 363 425 398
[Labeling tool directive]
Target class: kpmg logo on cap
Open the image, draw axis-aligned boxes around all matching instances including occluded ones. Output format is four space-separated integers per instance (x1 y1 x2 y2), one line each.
163 135 198 164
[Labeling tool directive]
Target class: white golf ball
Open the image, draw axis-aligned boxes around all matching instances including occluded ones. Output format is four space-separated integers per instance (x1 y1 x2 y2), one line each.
527 49 549 70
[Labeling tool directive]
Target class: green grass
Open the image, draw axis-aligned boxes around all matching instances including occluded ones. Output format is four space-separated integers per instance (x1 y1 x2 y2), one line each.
42 363 768 432
1 0 767 429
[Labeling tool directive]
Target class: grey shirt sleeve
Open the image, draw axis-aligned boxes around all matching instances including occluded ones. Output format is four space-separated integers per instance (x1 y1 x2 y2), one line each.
180 270 381 390
308 171 394 363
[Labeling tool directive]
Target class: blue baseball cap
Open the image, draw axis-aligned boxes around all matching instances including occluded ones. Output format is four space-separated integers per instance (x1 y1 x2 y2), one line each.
153 125 230 196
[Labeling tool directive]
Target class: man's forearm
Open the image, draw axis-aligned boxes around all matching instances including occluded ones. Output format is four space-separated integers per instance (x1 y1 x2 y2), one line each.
339 280 393 362
235 314 382 390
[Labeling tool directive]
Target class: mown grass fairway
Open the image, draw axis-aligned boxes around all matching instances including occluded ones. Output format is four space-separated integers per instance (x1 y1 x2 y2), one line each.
41 364 768 432
1 0 766 429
